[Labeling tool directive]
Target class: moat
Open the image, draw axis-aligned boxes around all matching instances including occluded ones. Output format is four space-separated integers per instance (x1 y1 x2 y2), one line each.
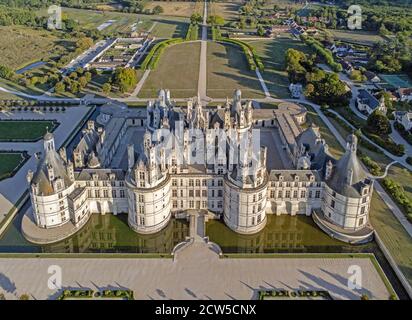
0 210 374 254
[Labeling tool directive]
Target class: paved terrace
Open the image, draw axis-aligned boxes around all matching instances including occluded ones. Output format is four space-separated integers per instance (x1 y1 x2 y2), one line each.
0 242 391 300
0 107 91 224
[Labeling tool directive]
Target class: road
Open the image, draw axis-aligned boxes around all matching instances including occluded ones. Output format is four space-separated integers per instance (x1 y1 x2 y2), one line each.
197 0 208 102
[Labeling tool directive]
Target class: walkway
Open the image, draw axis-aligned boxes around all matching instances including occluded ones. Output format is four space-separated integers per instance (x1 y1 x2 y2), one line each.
197 0 208 102
0 251 391 300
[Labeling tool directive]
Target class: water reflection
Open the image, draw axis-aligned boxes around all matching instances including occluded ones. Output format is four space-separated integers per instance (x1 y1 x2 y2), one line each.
0 214 189 254
206 215 374 254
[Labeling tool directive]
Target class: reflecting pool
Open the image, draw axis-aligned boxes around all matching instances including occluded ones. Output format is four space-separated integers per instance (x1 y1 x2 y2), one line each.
206 215 375 254
0 212 189 254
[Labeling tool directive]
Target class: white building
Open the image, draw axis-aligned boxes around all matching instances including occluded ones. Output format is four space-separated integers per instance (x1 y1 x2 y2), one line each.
393 111 412 131
356 89 387 115
26 89 374 244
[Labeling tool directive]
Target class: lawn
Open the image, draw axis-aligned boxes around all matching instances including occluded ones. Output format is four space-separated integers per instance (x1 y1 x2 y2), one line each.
0 153 26 181
0 120 58 141
46 7 190 38
207 41 265 99
210 1 241 21
0 26 74 71
246 34 314 98
143 1 203 18
138 42 201 98
327 29 386 46
370 192 412 289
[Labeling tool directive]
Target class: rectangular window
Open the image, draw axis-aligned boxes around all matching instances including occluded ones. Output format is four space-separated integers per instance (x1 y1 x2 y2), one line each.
293 190 298 198
189 179 194 187
331 199 335 208
300 190 306 198
218 180 223 187
120 190 125 198
172 190 177 197
189 190 194 197
315 190 321 198
285 191 291 198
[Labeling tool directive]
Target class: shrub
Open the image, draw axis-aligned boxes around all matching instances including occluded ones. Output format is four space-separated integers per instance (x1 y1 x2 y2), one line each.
382 178 412 221
360 155 382 176
19 294 30 300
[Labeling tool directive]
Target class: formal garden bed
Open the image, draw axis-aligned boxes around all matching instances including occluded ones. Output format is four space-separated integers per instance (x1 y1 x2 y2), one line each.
57 289 134 300
0 119 59 142
0 151 30 181
258 290 332 300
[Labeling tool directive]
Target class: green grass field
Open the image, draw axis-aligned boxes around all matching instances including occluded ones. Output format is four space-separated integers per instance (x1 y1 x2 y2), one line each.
144 1 203 18
370 192 412 289
207 41 265 99
0 26 73 71
210 1 241 21
43 7 190 38
0 120 57 141
0 153 26 180
327 29 386 46
246 34 314 98
138 42 201 98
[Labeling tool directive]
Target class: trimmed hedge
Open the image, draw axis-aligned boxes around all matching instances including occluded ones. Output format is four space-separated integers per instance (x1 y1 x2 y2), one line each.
258 290 332 300
140 38 185 70
186 23 199 41
211 26 221 41
301 35 342 72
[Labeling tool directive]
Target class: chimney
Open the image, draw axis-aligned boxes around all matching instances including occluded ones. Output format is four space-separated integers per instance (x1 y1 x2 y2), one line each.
26 170 34 184
127 144 135 170
59 147 67 163
325 160 333 180
346 169 353 185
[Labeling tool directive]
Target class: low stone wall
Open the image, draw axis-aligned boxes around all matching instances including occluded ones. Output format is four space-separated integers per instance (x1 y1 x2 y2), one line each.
374 231 412 299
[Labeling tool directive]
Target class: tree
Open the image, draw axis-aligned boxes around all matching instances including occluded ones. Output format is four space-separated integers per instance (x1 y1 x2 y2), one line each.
76 37 93 51
207 15 225 26
305 71 351 106
70 81 80 94
78 76 88 88
152 5 163 15
367 110 392 135
350 70 365 82
257 25 265 37
55 82 65 94
19 294 29 300
190 13 202 24
102 83 111 94
113 68 138 93
84 72 92 82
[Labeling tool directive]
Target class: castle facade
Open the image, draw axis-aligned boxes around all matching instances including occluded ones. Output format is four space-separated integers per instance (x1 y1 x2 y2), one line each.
26 90 374 244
